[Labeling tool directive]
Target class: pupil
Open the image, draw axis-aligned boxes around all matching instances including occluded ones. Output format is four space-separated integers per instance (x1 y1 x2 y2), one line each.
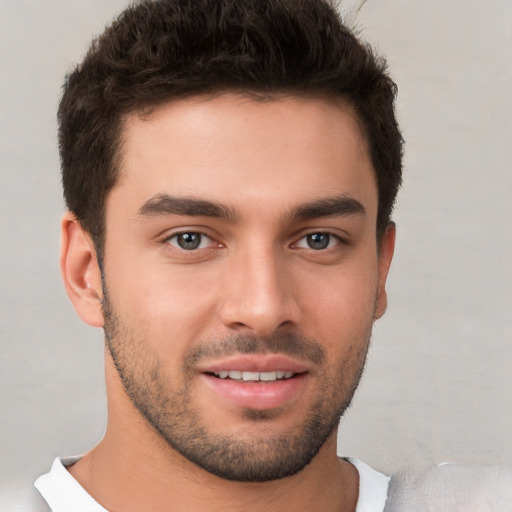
307 233 329 250
178 233 201 250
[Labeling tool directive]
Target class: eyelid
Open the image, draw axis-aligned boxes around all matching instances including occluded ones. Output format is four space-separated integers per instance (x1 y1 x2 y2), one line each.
294 232 341 250
161 228 223 250
168 233 209 250
291 228 349 248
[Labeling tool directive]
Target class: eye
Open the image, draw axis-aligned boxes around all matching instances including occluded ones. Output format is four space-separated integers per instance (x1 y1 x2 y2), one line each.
166 232 212 251
296 232 339 250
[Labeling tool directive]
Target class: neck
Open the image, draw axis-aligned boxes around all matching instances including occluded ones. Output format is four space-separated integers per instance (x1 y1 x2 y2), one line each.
70 431 358 512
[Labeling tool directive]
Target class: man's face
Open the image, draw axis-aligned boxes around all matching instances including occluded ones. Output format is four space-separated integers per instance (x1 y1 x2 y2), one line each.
100 94 393 481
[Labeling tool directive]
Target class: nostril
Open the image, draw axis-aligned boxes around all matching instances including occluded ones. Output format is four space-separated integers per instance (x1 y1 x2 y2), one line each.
230 321 250 330
277 320 295 330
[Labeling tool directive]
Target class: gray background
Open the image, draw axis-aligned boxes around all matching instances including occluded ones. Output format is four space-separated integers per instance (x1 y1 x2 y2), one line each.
1 1 511 510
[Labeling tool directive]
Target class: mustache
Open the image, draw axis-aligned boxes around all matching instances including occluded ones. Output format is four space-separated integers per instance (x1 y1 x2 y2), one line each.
184 333 326 368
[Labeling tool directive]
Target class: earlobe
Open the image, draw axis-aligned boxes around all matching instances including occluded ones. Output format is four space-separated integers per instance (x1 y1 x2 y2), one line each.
374 222 396 320
60 212 105 328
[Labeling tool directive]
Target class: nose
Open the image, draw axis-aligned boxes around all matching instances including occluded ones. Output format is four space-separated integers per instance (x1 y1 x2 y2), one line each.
219 246 301 337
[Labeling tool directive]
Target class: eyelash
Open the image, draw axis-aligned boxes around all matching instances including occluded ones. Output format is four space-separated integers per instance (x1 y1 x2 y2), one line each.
163 230 345 252
164 231 218 251
293 232 343 251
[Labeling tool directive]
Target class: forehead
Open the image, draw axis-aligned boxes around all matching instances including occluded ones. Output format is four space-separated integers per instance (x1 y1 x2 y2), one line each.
113 94 377 220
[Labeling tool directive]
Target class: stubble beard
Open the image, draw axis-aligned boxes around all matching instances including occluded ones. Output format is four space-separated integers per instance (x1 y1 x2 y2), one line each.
102 289 372 482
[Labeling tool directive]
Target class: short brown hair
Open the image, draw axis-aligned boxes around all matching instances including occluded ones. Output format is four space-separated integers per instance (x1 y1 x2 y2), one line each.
59 0 403 256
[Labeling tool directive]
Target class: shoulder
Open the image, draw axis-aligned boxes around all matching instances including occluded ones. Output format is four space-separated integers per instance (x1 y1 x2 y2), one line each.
385 462 512 511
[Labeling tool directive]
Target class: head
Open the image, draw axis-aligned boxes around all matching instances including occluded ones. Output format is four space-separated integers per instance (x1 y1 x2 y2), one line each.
59 0 402 483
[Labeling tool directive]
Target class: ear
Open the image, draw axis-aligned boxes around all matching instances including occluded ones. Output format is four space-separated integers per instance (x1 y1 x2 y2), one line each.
374 222 396 320
60 212 104 328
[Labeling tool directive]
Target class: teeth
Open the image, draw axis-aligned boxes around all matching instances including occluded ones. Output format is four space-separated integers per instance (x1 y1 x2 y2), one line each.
242 371 260 381
213 370 296 381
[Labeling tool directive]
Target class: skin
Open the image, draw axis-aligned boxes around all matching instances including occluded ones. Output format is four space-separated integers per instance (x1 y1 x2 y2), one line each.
60 94 395 512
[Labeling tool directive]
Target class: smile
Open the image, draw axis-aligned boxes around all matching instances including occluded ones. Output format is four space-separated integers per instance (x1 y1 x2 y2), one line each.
212 370 295 382
198 354 310 409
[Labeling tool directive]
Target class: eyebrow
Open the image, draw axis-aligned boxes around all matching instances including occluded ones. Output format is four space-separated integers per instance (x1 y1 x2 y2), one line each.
138 194 236 221
138 193 365 223
289 195 366 222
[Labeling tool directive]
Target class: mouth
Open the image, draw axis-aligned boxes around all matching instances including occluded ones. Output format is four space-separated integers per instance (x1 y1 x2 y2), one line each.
198 355 310 410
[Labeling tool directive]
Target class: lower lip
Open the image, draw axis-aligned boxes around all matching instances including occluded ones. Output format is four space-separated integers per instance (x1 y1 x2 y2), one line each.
200 373 308 410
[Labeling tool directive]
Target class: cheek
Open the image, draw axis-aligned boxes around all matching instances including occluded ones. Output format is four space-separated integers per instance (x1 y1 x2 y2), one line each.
106 259 223 350
299 260 379 340
294 262 378 383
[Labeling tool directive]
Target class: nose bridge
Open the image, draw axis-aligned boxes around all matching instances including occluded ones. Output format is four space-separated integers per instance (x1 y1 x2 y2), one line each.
220 239 299 336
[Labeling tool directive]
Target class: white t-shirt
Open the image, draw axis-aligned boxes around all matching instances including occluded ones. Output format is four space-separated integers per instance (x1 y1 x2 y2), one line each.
35 456 390 512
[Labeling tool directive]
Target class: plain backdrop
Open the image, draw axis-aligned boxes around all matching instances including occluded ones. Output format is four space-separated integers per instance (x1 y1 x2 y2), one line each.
1 0 511 510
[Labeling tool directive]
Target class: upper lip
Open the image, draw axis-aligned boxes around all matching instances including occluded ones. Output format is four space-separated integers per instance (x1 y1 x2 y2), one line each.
196 354 310 374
